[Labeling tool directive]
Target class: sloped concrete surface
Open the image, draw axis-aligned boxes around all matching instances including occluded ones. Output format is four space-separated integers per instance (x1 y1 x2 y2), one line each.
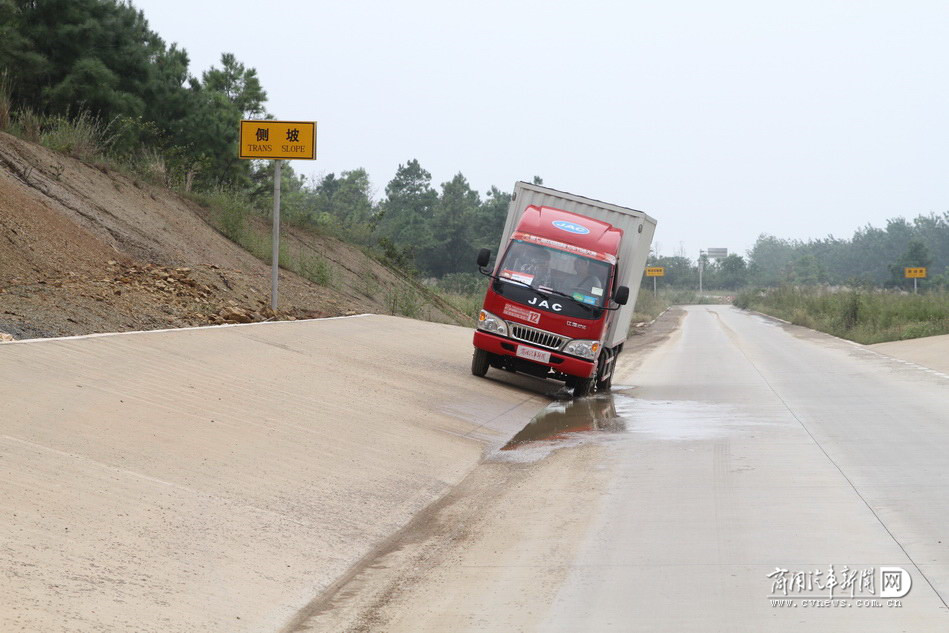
869 333 949 375
0 315 546 632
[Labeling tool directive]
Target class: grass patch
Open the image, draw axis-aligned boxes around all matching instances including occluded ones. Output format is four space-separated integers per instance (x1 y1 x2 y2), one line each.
432 273 488 324
631 287 671 322
38 110 119 161
385 287 422 318
293 251 333 286
356 263 382 299
434 289 483 323
734 286 949 344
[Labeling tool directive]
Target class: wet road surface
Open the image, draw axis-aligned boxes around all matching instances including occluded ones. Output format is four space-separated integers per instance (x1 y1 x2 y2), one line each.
298 305 949 632
543 305 949 631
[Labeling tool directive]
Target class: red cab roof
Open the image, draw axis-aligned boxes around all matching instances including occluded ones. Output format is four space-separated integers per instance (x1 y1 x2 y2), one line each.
515 205 622 257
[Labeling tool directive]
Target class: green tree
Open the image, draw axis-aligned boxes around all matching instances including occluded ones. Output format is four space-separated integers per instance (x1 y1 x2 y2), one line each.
718 254 748 289
199 53 267 118
421 173 481 276
330 168 375 241
297 169 376 242
889 240 932 288
176 53 268 187
473 185 510 254
375 160 438 268
788 254 826 285
747 234 796 286
646 255 695 288
0 0 184 128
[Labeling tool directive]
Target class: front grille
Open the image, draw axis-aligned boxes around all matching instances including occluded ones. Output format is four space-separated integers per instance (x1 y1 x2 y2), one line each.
509 323 567 350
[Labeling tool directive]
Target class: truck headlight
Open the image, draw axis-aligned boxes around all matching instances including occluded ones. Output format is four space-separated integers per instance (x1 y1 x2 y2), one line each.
477 309 508 337
562 339 601 360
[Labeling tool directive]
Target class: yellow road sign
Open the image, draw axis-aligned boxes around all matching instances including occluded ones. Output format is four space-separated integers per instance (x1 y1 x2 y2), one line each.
904 267 927 278
645 267 665 277
239 120 316 160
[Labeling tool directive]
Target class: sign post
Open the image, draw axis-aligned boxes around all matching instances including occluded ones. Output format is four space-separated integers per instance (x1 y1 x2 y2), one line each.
904 267 927 294
272 160 282 309
645 266 665 296
239 120 317 310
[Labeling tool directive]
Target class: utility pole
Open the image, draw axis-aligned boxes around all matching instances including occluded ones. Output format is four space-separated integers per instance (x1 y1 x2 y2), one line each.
698 250 705 294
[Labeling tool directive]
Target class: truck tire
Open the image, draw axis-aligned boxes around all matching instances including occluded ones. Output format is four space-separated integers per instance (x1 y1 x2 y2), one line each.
471 348 490 377
595 350 615 392
573 375 596 397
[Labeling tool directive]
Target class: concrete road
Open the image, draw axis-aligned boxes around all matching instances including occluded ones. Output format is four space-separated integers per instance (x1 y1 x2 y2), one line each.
301 305 949 632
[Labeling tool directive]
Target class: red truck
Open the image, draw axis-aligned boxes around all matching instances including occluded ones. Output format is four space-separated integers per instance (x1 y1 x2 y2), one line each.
472 182 656 397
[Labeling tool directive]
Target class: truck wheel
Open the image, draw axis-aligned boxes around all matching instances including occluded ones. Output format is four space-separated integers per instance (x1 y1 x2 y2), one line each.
595 350 615 392
573 375 596 397
471 348 490 377
596 370 613 392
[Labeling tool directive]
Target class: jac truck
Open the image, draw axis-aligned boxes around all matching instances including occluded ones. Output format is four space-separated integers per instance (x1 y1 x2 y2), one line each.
472 182 657 397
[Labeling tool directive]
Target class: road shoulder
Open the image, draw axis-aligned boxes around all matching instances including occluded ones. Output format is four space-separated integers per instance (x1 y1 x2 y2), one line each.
868 333 949 375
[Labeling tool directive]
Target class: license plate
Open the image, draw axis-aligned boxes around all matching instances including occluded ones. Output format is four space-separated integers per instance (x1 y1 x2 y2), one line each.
516 345 551 364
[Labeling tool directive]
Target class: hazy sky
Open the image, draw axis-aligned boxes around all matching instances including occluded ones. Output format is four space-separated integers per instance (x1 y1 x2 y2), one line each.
132 0 949 259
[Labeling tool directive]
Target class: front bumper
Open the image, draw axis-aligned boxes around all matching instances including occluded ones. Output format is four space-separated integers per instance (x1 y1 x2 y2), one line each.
473 330 595 378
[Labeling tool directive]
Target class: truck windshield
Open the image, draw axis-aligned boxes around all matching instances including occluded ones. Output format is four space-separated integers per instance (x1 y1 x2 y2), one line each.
498 240 612 308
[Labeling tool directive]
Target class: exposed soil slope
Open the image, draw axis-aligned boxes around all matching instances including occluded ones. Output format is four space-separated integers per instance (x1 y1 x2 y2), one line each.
0 132 466 338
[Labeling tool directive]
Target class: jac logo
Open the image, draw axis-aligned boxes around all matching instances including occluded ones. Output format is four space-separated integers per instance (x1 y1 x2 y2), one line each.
552 220 590 235
527 297 562 311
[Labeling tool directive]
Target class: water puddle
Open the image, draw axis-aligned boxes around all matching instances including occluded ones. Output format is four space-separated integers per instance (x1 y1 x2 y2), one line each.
501 394 624 451
613 397 751 441
496 391 763 461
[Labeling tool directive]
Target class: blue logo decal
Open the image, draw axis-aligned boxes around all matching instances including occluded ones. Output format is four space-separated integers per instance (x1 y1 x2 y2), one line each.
552 220 590 235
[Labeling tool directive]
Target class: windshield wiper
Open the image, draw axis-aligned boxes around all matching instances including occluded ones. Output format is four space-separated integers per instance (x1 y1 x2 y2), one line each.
536 287 597 313
488 273 548 300
483 269 599 313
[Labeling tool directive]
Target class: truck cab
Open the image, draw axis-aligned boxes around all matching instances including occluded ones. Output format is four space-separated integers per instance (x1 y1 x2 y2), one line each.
472 205 629 396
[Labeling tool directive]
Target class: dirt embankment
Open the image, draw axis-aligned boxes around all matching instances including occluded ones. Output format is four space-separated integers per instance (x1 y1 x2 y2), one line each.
0 132 465 339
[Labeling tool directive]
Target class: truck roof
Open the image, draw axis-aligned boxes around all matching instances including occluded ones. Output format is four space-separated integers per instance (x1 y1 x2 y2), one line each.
515 205 622 257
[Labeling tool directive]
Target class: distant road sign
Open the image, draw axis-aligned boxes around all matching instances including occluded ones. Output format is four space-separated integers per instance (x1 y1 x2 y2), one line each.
645 267 665 277
904 267 927 278
239 120 316 160
707 248 728 259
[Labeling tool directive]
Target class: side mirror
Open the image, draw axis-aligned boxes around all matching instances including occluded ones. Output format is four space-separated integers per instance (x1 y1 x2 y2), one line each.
476 248 491 268
613 285 629 306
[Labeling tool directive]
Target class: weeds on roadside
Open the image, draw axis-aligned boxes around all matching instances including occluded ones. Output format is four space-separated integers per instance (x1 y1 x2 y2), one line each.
357 263 382 299
39 109 121 161
296 252 333 286
386 287 422 318
733 286 949 343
